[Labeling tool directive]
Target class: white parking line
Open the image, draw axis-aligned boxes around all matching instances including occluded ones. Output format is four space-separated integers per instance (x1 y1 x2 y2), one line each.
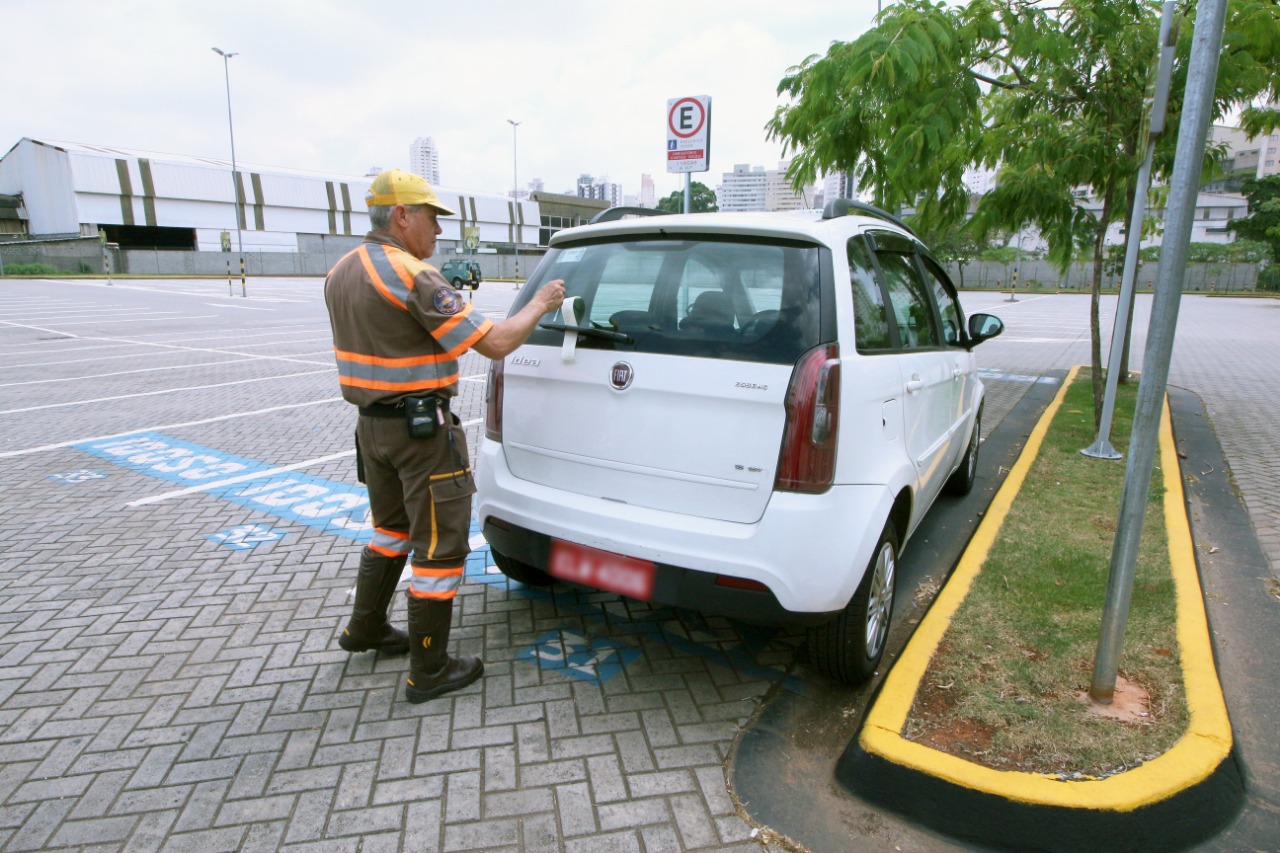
0 358 254 388
0 368 335 415
121 416 485 506
3 315 218 327
0 397 346 458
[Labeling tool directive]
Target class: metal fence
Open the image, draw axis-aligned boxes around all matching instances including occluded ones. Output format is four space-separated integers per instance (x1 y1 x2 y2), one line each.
0 238 1259 291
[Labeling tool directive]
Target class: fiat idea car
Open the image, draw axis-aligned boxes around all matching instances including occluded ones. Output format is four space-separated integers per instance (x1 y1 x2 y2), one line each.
475 200 1003 684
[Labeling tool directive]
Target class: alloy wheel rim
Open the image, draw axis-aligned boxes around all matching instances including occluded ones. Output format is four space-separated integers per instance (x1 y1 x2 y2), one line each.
865 542 895 658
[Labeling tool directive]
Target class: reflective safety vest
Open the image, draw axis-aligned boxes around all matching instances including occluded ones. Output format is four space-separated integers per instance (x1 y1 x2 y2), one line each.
325 237 492 407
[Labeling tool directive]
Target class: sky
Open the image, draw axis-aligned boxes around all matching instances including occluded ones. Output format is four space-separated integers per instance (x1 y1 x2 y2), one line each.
1 1 881 201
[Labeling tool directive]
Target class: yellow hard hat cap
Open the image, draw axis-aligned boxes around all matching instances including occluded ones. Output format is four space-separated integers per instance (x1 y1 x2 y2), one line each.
365 169 457 216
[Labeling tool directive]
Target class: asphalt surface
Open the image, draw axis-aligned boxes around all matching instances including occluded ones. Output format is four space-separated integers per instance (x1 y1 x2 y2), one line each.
0 279 1276 852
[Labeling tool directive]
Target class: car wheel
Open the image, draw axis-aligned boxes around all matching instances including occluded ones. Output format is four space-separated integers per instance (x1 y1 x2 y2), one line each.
491 547 556 587
808 523 897 684
450 277 465 289
944 405 982 497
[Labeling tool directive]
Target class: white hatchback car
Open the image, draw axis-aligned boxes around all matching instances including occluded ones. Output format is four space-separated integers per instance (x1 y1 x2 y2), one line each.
475 201 1003 683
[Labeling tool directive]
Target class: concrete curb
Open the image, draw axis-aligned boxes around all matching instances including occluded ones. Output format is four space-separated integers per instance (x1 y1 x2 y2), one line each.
838 366 1244 852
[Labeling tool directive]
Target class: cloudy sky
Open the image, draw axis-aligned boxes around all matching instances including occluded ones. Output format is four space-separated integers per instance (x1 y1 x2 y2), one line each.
1 1 879 201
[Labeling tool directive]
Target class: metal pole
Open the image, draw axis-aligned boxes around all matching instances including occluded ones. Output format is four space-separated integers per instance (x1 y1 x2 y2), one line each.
1005 234 1021 302
507 119 522 286
1083 2 1178 461
683 173 691 214
1089 0 1227 704
213 47 246 297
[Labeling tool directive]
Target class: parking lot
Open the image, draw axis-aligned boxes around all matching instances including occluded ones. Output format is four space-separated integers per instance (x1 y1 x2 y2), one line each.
1 277 1276 852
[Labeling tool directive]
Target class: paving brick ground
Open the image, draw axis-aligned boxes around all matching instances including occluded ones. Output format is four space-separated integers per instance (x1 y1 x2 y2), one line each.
0 279 1274 853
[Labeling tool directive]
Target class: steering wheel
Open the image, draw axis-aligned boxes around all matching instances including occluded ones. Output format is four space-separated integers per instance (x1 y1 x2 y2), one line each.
741 309 780 337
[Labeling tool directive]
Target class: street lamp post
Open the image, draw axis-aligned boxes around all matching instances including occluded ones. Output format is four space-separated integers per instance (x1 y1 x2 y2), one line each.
507 119 522 286
212 47 246 296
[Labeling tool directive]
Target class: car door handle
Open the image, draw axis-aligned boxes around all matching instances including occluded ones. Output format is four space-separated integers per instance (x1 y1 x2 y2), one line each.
906 375 924 394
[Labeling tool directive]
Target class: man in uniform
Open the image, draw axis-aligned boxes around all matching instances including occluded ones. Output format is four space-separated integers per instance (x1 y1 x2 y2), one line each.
325 169 564 703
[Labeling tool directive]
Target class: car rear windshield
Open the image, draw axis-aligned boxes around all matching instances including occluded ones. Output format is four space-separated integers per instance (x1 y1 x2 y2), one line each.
516 234 826 364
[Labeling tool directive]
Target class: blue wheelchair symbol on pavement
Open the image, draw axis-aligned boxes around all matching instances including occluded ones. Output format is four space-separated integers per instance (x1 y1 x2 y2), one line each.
210 523 286 551
518 630 641 683
49 470 107 484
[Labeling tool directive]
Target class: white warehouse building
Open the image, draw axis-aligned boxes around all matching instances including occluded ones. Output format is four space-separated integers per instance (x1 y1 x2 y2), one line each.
0 137 538 264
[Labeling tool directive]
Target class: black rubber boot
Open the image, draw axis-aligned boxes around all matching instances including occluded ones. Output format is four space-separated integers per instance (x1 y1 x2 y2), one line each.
404 596 483 703
338 549 409 654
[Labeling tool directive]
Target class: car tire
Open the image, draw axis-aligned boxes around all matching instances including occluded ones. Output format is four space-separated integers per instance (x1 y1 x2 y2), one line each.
944 405 982 497
808 523 897 685
491 547 556 587
450 277 465 289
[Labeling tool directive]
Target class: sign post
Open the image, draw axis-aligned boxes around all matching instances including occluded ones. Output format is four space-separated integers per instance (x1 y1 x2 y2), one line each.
666 96 711 213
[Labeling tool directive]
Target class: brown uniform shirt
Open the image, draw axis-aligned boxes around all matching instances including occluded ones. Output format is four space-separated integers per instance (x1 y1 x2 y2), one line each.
324 230 493 408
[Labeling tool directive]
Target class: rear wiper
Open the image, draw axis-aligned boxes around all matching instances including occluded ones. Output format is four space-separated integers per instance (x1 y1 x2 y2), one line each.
538 322 634 344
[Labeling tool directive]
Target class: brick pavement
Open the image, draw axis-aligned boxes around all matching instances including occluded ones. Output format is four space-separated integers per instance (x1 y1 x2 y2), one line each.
0 280 1273 853
0 279 808 853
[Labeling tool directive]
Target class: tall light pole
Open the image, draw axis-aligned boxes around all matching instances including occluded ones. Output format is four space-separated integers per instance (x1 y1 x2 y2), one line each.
212 47 246 296
507 119 522 285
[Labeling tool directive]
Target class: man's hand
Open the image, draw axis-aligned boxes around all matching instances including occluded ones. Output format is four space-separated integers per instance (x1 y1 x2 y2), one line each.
473 278 570 360
532 279 565 315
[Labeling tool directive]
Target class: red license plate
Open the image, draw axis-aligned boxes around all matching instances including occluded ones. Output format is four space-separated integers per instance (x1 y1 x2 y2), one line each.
548 540 656 601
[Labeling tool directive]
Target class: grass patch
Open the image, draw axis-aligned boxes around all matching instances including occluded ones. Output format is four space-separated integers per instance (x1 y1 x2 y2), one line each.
903 369 1187 777
0 263 62 275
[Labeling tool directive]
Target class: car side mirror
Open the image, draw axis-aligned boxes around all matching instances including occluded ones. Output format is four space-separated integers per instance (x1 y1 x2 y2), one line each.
967 313 1004 346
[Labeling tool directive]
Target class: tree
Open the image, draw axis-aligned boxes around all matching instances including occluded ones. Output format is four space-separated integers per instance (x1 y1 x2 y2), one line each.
768 0 1280 424
1230 175 1280 263
656 181 719 213
910 216 995 288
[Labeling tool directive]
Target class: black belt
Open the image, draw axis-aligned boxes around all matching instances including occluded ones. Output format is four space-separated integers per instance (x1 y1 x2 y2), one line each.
358 397 449 419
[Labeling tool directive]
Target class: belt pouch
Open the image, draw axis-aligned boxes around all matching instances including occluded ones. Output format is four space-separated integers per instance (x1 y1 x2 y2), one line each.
404 396 439 439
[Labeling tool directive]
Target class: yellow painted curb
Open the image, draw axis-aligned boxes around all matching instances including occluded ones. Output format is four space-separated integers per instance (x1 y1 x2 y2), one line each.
859 366 1233 811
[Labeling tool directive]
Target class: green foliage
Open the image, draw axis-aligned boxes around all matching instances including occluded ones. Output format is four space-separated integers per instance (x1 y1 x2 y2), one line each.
656 182 719 213
768 0 1280 420
1138 240 1270 264
1257 265 1280 292
978 245 1019 264
0 263 60 275
1230 175 1280 263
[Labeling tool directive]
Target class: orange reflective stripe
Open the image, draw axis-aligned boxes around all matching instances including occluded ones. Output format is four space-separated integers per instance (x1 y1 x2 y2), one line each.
338 375 455 392
440 321 492 360
385 248 419 292
411 566 465 578
358 246 407 310
333 348 450 367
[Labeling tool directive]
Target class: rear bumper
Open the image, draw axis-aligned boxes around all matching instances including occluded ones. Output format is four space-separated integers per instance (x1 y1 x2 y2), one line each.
475 437 896 619
483 516 836 626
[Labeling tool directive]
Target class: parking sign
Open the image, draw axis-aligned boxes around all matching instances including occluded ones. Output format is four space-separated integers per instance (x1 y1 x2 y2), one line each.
666 96 711 173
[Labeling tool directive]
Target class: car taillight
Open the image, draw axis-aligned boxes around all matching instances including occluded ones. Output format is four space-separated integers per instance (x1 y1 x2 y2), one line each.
774 343 840 493
485 358 504 441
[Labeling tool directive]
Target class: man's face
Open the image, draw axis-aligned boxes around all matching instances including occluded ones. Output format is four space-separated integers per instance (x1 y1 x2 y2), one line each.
402 205 442 259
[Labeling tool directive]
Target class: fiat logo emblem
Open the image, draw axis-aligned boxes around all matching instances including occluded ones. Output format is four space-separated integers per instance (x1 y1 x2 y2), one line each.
610 361 634 390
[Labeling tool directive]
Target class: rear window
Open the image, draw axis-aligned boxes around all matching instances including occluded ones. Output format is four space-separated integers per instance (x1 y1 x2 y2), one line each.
516 235 824 364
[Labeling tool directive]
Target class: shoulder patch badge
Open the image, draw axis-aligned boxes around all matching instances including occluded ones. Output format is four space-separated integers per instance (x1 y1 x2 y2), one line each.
433 287 461 315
